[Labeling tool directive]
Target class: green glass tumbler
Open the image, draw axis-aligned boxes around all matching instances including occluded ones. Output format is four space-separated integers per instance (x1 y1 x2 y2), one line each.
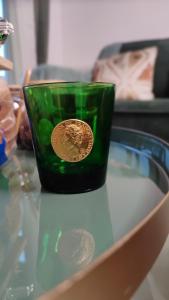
23 82 115 193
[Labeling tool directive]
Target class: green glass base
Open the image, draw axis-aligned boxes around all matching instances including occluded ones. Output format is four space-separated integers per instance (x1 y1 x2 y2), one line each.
39 165 107 194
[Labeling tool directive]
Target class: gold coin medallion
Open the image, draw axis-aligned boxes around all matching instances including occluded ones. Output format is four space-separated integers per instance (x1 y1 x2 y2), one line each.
51 119 94 162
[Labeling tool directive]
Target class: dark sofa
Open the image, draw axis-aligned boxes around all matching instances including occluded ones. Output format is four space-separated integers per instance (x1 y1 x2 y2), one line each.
98 38 169 142
30 38 169 142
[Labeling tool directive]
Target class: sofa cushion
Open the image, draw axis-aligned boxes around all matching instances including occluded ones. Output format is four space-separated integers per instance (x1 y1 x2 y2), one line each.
98 38 169 98
112 112 169 142
115 99 169 113
93 47 158 100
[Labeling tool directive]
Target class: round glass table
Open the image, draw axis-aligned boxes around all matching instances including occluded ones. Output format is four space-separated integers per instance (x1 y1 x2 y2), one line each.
0 127 169 300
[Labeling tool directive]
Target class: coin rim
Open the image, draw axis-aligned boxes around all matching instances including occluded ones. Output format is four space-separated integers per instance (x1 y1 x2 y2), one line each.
51 119 94 162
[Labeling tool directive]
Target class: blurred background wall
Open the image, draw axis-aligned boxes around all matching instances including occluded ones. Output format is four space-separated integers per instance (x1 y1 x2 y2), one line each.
48 0 169 69
3 0 169 82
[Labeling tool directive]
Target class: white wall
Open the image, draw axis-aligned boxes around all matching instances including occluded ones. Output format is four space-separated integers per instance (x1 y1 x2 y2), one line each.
48 0 169 69
6 0 36 83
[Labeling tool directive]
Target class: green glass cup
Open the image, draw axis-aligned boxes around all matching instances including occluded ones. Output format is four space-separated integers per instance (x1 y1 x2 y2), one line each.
23 82 115 193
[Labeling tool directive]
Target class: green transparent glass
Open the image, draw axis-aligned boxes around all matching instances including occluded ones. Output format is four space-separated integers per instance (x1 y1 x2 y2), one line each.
23 82 115 193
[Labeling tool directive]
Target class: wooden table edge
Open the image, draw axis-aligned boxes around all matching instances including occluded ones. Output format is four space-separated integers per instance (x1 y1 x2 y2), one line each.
38 191 169 300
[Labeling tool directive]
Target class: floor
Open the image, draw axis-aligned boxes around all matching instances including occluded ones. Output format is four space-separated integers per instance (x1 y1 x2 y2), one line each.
132 235 169 300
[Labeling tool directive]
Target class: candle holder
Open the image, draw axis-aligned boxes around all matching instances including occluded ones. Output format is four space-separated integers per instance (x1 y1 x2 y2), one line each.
23 82 115 193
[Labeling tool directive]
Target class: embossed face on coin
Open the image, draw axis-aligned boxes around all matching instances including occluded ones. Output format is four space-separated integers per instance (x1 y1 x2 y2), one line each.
51 119 94 162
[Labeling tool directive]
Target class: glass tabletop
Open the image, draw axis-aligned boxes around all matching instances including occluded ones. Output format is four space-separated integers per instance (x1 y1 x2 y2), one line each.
0 129 168 299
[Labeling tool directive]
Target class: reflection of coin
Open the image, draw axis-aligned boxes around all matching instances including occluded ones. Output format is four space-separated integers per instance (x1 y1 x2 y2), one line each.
51 119 94 162
58 229 95 268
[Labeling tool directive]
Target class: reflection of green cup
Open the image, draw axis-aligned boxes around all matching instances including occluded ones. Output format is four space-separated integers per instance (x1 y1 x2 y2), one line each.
23 82 115 193
37 184 113 291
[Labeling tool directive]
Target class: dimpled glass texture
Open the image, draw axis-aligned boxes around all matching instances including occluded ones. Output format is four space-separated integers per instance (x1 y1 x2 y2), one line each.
23 82 115 193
